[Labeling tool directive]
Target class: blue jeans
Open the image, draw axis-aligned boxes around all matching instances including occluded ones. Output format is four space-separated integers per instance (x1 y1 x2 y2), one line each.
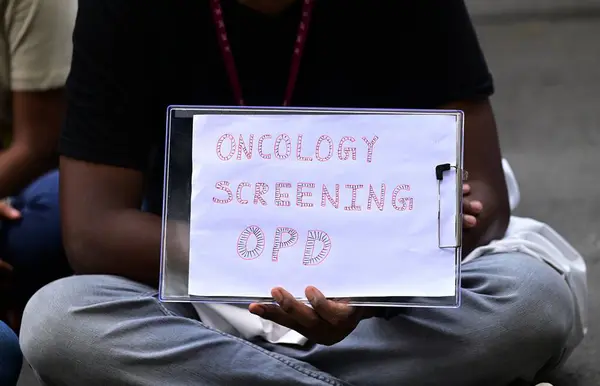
1 170 70 307
20 252 576 386
0 321 21 386
0 170 68 386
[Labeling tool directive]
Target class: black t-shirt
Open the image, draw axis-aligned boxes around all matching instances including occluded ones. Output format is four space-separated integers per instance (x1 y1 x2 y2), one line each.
61 0 493 214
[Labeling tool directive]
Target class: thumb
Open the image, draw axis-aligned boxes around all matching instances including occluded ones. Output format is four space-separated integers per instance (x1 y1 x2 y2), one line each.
463 183 471 195
0 202 20 220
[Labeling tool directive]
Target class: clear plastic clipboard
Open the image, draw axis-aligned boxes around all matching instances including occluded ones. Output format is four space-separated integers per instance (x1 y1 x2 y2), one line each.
159 106 464 308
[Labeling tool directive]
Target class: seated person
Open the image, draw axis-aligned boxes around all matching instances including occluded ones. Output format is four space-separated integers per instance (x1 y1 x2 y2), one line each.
19 1 585 385
0 0 76 384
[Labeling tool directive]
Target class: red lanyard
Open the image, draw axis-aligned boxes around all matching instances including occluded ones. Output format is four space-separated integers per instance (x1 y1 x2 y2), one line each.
210 0 315 106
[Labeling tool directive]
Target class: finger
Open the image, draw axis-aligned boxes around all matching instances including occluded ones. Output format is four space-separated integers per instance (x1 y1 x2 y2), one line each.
0 203 20 220
469 200 483 214
249 303 304 331
463 198 483 215
306 286 355 326
463 214 477 228
270 287 321 328
463 183 471 195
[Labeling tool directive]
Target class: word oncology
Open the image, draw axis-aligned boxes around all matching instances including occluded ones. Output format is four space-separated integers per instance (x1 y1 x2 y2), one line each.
210 132 415 265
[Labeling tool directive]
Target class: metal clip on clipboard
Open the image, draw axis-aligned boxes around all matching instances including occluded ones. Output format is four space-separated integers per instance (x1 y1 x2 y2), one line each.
435 163 467 249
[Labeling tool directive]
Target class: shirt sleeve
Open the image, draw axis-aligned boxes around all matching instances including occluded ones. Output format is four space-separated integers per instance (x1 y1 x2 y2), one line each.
387 0 494 108
59 0 157 170
6 0 77 91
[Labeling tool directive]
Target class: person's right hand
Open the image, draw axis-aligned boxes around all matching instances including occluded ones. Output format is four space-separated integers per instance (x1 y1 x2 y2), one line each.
0 200 20 220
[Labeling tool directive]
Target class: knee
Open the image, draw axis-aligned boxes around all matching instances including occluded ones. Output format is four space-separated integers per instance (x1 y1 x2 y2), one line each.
20 276 93 374
465 253 575 368
18 170 59 204
20 274 154 380
1 170 66 276
500 253 573 338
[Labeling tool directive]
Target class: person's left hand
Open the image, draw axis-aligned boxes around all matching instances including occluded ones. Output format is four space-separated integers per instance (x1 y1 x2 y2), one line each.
463 183 482 229
249 286 372 346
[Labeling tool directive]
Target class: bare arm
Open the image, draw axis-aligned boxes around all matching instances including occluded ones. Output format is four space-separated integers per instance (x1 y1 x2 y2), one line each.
60 157 162 286
57 1 166 286
444 98 510 256
0 89 64 197
394 0 509 254
0 0 76 196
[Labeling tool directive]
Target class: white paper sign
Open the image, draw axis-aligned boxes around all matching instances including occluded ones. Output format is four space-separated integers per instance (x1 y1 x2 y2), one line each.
188 113 460 298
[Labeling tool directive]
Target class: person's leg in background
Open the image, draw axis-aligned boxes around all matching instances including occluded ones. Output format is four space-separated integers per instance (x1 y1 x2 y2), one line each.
0 320 22 386
19 251 575 386
0 170 71 327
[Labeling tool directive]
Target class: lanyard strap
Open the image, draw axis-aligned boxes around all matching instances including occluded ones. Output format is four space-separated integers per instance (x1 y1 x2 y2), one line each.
210 0 315 106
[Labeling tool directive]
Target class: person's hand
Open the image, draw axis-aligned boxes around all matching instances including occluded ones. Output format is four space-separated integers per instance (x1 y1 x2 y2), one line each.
0 199 20 220
249 286 372 346
463 183 482 229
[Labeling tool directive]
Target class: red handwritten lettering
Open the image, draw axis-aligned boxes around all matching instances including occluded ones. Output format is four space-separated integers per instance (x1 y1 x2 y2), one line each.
321 184 340 209
253 183 269 206
303 230 331 266
236 182 250 204
216 134 235 161
367 183 386 211
275 182 291 207
213 181 233 204
296 182 315 208
272 227 298 262
274 134 292 160
361 135 379 163
392 184 413 211
258 134 272 159
236 134 254 160
337 136 357 161
296 134 313 161
344 184 363 211
315 135 334 162
237 225 265 260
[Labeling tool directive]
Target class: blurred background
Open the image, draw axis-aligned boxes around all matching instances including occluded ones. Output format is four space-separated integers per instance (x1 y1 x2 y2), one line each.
16 0 600 385
469 0 599 385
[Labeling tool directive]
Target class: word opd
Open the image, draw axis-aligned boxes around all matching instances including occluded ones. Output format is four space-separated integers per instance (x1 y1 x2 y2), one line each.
237 226 331 266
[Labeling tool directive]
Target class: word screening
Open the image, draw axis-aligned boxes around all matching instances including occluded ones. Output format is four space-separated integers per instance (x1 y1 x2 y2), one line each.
213 181 414 212
216 133 379 163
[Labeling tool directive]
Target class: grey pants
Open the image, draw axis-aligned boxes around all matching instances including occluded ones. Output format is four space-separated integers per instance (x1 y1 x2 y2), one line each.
19 252 576 386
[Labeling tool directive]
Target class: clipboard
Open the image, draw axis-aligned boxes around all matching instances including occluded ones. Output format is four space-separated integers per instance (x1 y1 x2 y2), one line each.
159 106 464 308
